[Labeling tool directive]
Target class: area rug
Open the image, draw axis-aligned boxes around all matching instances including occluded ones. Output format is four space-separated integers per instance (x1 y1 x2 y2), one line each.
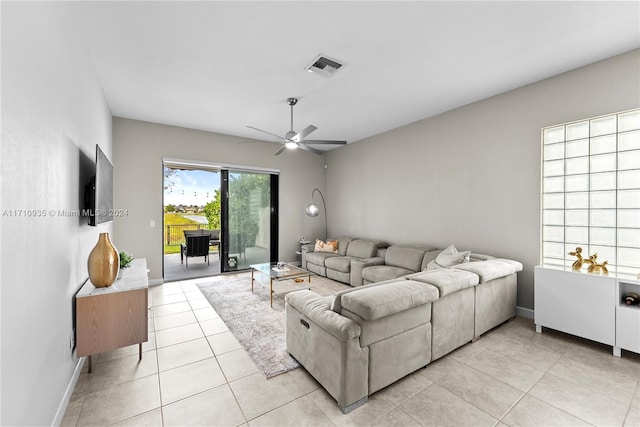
197 272 349 378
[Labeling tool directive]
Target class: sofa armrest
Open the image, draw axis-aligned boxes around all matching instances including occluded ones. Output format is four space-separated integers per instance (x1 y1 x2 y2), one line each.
453 259 519 283
300 244 315 269
285 290 361 341
350 257 385 287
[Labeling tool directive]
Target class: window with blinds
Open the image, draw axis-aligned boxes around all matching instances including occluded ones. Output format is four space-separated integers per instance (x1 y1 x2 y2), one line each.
541 109 640 278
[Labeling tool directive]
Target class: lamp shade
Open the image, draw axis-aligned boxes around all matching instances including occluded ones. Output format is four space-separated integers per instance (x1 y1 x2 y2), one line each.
306 203 320 217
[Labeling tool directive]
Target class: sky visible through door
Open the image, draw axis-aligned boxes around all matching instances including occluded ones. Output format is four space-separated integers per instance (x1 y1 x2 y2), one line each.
165 169 220 213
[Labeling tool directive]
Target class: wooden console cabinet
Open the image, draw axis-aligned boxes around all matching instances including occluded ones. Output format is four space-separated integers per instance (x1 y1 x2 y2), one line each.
535 265 640 357
76 258 149 372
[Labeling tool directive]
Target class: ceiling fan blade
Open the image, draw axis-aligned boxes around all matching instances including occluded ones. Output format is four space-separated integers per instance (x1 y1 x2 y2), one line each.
237 140 282 144
246 125 285 141
274 145 287 156
302 139 348 145
292 125 317 142
297 143 324 155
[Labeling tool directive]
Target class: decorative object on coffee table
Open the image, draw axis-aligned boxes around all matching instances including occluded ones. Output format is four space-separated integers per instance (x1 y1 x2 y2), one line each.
305 188 327 240
87 232 119 287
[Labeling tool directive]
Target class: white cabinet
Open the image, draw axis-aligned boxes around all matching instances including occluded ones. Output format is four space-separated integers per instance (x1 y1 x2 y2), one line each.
535 266 640 357
534 266 615 346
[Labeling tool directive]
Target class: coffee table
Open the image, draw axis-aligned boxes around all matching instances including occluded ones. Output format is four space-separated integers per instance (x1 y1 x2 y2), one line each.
250 262 313 307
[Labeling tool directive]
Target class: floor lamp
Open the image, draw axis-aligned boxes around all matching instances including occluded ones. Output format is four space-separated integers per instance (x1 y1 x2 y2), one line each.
305 188 327 241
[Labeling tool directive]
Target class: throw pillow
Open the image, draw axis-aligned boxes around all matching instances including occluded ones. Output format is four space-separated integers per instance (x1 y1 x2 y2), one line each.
314 239 338 253
426 245 470 270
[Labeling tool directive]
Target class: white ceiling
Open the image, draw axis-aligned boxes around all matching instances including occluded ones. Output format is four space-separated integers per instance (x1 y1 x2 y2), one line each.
73 1 640 150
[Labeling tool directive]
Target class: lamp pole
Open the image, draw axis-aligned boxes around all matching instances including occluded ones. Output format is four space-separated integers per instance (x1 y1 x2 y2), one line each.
305 188 327 241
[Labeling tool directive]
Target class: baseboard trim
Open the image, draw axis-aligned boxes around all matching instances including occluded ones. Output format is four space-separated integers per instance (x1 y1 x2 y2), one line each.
516 306 534 319
149 278 163 286
51 356 85 427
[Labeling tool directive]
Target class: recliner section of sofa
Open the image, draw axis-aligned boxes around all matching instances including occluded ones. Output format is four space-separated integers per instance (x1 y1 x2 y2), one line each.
286 279 439 412
302 237 387 287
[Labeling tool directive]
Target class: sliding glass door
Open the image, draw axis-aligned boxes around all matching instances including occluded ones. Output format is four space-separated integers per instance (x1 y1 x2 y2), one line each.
221 170 278 271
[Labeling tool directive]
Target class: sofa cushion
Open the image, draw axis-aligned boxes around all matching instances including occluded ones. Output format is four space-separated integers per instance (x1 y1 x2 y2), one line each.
362 265 415 284
384 246 426 272
405 269 479 297
325 256 356 273
314 239 338 253
341 280 439 320
453 259 518 283
346 239 378 259
331 237 354 256
306 251 339 266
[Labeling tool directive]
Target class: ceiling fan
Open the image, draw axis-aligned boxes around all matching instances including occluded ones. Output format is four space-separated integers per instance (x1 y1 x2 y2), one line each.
242 98 347 155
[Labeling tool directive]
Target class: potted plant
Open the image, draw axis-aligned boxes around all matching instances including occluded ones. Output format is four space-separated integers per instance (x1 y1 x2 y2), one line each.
118 251 134 278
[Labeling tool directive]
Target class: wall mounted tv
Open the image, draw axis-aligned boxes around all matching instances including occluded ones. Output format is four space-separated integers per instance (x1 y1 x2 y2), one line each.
86 144 113 226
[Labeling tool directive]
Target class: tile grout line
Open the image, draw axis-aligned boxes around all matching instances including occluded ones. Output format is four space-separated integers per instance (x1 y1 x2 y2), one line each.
622 378 640 426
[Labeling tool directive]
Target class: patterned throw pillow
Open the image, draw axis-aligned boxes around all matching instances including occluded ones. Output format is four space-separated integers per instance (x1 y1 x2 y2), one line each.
314 239 338 253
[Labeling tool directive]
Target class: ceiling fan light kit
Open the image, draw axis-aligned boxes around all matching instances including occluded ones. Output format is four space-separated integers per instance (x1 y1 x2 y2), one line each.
243 97 347 156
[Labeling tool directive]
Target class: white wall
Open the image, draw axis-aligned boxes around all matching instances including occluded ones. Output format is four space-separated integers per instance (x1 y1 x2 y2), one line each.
113 118 327 282
327 49 640 311
1 3 112 425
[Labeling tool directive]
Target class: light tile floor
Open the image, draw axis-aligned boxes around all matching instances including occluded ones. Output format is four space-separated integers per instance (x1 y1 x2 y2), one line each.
62 273 640 426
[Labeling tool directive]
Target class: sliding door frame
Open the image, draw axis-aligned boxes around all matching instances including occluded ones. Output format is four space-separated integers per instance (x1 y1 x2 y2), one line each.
220 169 279 273
162 158 280 275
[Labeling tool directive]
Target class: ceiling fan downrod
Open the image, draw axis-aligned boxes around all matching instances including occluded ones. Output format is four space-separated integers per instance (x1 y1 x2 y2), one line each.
287 98 298 133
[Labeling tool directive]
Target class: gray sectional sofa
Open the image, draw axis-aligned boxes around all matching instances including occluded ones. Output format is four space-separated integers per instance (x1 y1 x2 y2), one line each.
287 239 522 413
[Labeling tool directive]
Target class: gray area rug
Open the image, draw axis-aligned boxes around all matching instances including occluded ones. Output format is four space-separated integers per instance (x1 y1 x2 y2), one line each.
198 272 349 378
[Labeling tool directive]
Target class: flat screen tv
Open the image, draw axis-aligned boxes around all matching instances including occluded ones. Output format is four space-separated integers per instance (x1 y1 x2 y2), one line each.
86 144 113 226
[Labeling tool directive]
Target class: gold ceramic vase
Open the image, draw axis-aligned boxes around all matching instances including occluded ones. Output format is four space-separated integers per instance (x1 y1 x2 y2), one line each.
87 232 120 288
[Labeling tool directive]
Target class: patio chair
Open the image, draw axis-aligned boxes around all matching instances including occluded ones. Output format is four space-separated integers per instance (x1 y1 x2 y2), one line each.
180 234 210 267
208 229 221 260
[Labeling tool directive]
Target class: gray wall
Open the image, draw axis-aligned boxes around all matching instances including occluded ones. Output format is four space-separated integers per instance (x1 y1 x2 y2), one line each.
112 118 327 282
326 49 640 310
1 3 112 425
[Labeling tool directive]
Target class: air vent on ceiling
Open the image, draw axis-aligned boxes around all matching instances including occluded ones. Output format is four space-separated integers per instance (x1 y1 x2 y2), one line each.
305 54 345 78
